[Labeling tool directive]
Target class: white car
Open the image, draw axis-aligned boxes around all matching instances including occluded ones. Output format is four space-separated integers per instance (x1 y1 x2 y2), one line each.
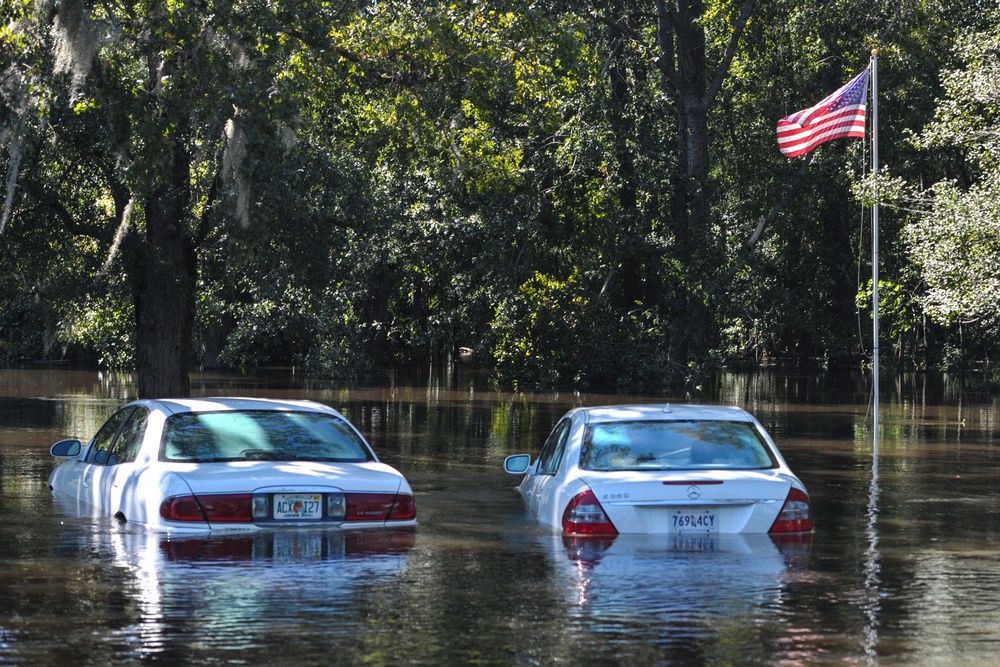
503 404 812 536
48 398 416 533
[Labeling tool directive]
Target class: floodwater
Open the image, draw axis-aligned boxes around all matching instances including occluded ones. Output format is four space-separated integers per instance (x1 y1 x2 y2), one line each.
2 367 1000 666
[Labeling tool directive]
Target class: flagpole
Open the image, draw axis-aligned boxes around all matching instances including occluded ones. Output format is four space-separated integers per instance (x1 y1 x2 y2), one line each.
864 50 882 662
871 50 879 456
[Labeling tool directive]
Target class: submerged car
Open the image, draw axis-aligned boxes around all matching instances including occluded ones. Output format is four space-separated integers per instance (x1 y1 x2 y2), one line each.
503 404 812 536
48 398 416 533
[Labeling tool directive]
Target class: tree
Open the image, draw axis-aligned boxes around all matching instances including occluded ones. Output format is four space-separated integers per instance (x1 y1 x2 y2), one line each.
5 0 999 387
904 28 1000 341
290 1 614 376
1 0 346 396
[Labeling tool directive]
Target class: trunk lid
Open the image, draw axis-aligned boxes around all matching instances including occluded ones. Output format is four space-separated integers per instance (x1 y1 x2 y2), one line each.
580 469 792 534
167 461 405 495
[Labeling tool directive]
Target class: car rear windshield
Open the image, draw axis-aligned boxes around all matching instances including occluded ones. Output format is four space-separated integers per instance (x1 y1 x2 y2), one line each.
580 420 777 471
161 410 374 463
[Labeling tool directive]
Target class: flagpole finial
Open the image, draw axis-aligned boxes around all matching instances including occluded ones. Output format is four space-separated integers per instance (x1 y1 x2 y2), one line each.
872 48 879 56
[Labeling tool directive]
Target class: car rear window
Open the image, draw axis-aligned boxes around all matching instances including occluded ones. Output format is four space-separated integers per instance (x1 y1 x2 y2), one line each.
579 420 777 471
161 410 374 463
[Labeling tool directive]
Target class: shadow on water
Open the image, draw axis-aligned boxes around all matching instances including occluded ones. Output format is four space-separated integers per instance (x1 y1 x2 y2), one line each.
3 367 1000 665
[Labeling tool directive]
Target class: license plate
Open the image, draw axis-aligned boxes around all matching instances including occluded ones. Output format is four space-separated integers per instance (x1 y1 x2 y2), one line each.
671 534 717 551
270 532 325 559
273 493 323 520
671 509 718 534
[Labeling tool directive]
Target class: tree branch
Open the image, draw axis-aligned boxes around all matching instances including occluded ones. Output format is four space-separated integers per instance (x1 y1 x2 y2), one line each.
654 0 679 90
709 152 813 295
704 0 755 107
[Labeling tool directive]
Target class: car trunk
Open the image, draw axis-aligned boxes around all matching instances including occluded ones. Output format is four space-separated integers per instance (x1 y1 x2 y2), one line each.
159 461 409 529
579 470 792 534
170 461 405 496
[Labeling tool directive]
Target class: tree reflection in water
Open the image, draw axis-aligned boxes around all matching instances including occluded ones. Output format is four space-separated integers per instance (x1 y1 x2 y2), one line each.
5 368 1000 665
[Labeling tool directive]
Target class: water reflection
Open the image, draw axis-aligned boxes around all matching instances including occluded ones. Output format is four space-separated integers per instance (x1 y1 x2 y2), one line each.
550 532 810 607
862 441 882 664
535 532 814 664
8 368 1000 665
107 528 415 661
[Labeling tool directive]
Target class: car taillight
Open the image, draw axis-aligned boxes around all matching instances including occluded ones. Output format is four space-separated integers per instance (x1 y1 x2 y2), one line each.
162 492 415 524
160 494 254 523
160 496 207 522
346 493 416 522
769 487 813 533
562 490 618 536
388 494 416 521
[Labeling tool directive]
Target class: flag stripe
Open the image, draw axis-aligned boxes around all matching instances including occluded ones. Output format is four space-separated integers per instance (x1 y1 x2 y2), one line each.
776 69 869 158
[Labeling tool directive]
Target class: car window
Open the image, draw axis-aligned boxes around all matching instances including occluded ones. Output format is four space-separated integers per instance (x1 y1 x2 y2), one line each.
160 410 375 463
107 407 149 465
86 407 135 465
579 420 777 471
536 418 572 475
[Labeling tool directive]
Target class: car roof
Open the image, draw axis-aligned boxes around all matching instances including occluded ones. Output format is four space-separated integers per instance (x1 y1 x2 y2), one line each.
130 397 336 416
575 404 755 424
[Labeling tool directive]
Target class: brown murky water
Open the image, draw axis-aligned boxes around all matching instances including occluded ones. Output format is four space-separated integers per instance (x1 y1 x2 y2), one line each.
2 367 1000 666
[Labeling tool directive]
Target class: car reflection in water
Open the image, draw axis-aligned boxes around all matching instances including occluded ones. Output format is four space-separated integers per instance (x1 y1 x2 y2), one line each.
157 527 416 562
546 531 812 618
103 527 415 658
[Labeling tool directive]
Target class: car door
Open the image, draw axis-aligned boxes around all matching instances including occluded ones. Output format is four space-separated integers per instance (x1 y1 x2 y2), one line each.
521 418 572 519
81 407 136 511
99 407 150 517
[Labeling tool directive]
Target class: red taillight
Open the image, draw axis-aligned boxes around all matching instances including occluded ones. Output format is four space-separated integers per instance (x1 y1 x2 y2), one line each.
160 494 253 523
388 494 416 521
162 492 415 524
345 493 416 522
769 487 813 533
562 490 618 536
346 493 395 521
160 496 207 522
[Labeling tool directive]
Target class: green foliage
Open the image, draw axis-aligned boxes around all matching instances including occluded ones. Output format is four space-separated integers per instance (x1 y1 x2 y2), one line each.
906 175 1000 327
490 270 673 390
3 0 1000 386
0 293 48 363
916 31 1000 173
65 284 135 369
903 25 1000 349
305 284 381 379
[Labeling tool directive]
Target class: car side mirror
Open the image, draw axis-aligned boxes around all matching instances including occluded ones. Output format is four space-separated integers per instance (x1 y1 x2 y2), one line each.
504 453 533 475
50 439 82 459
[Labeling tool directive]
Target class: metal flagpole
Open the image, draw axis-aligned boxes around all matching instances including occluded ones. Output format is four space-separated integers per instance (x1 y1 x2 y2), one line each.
871 50 879 456
864 53 882 662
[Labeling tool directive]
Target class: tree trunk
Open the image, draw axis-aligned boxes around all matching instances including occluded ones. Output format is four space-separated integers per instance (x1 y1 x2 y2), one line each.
606 5 644 307
657 0 711 370
651 0 751 374
131 137 197 399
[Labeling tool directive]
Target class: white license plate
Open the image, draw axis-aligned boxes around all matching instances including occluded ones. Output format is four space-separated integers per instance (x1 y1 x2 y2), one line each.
271 533 325 559
671 509 718 534
273 493 323 520
671 534 717 551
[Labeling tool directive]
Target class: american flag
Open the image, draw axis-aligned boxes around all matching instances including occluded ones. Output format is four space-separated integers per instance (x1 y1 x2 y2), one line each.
777 69 869 158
